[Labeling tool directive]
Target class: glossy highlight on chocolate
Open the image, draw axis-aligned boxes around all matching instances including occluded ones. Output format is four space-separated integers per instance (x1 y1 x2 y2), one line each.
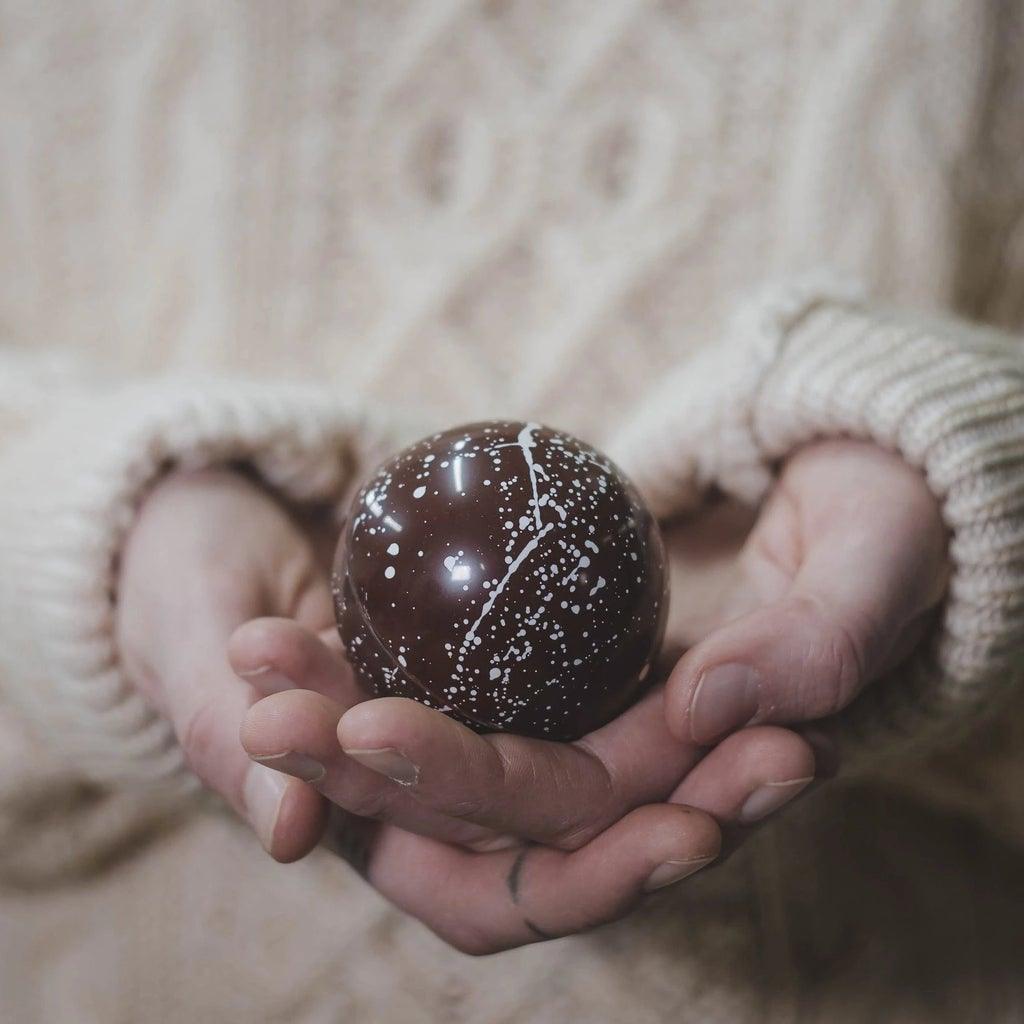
333 421 667 740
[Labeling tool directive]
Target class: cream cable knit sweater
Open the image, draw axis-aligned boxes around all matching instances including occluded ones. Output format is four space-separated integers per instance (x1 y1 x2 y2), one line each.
2 2 1024 1022
3 285 1023 797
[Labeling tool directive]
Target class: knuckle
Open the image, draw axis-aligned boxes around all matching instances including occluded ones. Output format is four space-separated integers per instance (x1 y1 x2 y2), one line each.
442 795 492 821
441 752 502 821
745 482 802 577
550 801 606 849
789 596 868 716
482 741 612 848
546 803 605 849
548 819 601 850
547 746 615 849
242 618 294 665
544 745 614 847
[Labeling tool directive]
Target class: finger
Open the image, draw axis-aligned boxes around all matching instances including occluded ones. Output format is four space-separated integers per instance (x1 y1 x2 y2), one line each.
240 689 505 848
670 725 815 825
335 689 702 849
668 441 949 742
165 663 326 862
365 803 721 955
228 617 362 705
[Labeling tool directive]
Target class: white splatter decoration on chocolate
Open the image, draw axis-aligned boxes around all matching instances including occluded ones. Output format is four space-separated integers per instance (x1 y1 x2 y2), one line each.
332 420 667 740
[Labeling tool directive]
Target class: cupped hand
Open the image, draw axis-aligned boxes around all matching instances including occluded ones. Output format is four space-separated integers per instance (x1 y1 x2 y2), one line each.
231 438 948 951
120 435 944 955
662 439 950 747
231 632 813 952
116 467 804 953
116 468 337 862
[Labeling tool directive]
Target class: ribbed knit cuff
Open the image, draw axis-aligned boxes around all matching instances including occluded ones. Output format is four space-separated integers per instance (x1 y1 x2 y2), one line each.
0 378 397 792
613 279 1024 757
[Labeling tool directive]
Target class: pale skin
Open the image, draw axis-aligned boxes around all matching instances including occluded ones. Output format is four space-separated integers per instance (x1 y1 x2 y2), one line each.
117 439 948 955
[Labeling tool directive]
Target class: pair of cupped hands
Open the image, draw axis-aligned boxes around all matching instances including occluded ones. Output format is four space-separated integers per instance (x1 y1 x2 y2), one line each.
118 439 947 955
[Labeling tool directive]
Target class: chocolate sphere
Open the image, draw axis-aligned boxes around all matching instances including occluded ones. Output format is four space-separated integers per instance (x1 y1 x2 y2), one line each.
332 421 667 741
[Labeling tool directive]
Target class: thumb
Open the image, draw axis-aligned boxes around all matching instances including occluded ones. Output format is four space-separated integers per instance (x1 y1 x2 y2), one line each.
666 441 949 744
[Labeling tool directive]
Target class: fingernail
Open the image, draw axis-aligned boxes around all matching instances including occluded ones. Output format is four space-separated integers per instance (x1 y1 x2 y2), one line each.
251 751 326 783
343 747 419 786
738 776 814 824
238 665 294 694
690 664 759 743
244 763 289 852
643 855 717 892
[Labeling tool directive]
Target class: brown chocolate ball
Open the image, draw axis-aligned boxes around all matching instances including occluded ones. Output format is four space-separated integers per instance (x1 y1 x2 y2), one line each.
332 421 667 741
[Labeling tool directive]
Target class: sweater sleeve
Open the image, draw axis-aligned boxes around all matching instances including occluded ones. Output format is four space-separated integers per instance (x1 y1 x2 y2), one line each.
0 369 401 804
610 278 1024 763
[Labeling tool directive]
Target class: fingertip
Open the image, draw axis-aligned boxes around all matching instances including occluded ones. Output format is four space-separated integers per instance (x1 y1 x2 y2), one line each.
595 802 721 888
542 802 721 920
670 725 816 826
751 725 815 778
230 617 361 706
630 804 721 894
238 691 287 757
638 802 722 861
268 778 328 863
240 688 344 760
337 697 442 752
665 598 860 740
663 653 702 742
228 617 296 675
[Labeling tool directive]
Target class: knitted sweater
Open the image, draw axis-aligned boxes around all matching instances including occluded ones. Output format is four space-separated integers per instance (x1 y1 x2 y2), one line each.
2 2 1024 1021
